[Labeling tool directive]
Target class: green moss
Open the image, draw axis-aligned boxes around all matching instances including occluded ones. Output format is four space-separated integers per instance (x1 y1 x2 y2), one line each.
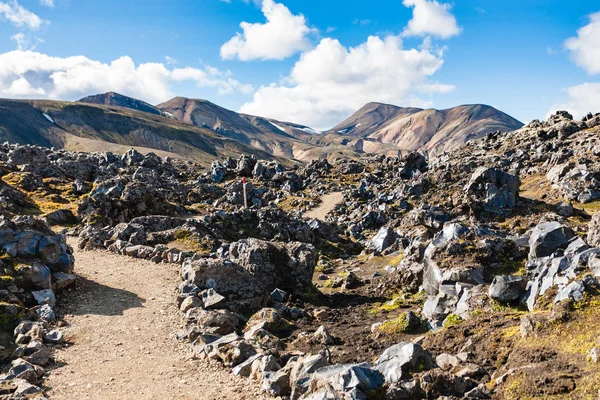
443 314 463 328
377 313 410 334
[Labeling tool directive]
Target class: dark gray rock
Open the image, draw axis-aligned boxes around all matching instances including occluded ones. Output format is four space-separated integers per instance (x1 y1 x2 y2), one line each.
529 221 574 258
370 226 398 252
464 167 520 210
488 275 527 303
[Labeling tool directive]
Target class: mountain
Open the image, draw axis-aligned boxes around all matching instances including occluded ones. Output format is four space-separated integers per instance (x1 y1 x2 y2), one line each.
78 92 166 117
0 99 283 167
329 102 523 156
0 93 524 167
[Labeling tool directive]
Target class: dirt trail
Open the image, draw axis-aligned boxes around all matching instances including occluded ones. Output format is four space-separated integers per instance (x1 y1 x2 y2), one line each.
45 239 267 400
303 192 344 221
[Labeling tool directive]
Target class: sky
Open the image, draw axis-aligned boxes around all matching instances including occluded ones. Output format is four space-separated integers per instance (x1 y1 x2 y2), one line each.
0 0 599 130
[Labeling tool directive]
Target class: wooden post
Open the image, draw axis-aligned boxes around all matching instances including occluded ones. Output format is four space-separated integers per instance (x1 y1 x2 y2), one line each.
242 177 248 209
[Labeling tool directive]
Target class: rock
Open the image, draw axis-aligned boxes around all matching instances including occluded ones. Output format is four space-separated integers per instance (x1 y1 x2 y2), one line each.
5 360 43 383
370 226 398 252
186 309 239 335
36 304 55 321
306 363 384 398
43 330 63 344
262 370 290 397
232 353 262 377
386 379 424 399
271 288 289 303
180 296 202 312
588 213 600 247
31 289 56 308
436 353 461 371
52 272 76 290
211 161 227 183
28 264 51 289
199 289 227 310
488 275 527 303
529 221 574 258
312 326 335 345
554 280 585 303
375 342 434 383
464 167 520 210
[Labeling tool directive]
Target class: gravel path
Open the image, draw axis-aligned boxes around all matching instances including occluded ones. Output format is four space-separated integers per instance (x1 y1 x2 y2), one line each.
303 192 344 221
44 239 268 400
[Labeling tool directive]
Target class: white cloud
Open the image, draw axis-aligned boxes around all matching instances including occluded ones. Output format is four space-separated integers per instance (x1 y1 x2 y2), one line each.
564 11 600 75
0 50 252 102
240 35 452 129
11 32 43 50
220 0 316 61
402 0 461 39
40 0 54 7
549 83 600 119
0 1 46 30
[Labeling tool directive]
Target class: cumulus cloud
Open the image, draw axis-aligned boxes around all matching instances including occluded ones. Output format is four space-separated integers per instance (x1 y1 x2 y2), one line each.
0 50 252 102
549 83 600 119
220 0 316 61
239 35 452 129
0 1 46 30
549 12 600 118
564 11 600 75
40 0 54 7
402 0 461 39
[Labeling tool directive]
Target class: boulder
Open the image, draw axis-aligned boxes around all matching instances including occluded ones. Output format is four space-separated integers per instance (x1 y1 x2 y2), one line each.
374 342 434 383
370 226 398 252
488 275 527 303
464 167 520 210
529 221 574 258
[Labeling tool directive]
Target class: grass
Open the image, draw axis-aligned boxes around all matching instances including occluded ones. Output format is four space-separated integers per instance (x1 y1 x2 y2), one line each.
368 291 427 315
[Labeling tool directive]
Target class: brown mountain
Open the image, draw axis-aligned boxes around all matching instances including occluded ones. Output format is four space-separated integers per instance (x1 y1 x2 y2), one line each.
78 92 166 117
0 93 524 166
0 99 283 167
329 102 523 156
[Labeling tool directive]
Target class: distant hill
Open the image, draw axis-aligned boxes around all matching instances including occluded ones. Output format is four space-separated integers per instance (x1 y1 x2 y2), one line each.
0 93 525 166
328 102 523 156
0 99 283 167
78 92 166 117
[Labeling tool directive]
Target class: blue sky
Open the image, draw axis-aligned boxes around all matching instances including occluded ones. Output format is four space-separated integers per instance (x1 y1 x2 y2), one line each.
0 0 599 129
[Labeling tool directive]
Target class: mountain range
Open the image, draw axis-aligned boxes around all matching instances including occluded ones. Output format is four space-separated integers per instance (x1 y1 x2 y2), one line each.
0 92 523 166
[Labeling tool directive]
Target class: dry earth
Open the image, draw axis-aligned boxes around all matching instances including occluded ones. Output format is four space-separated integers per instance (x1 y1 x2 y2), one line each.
44 238 268 400
303 192 343 221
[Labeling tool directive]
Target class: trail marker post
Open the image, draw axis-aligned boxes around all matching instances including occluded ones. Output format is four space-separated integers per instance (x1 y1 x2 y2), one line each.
242 177 248 209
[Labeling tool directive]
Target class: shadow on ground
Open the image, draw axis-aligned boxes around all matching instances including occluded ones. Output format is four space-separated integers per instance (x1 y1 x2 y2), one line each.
56 276 146 317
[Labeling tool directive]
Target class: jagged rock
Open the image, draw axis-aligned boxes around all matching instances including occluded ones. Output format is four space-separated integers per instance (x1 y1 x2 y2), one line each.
554 280 585 303
262 370 290 396
31 289 56 308
529 221 574 258
312 326 335 345
271 288 289 303
375 342 434 383
370 226 398 252
488 275 527 303
304 363 384 399
464 167 520 210
186 308 239 335
199 289 227 310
